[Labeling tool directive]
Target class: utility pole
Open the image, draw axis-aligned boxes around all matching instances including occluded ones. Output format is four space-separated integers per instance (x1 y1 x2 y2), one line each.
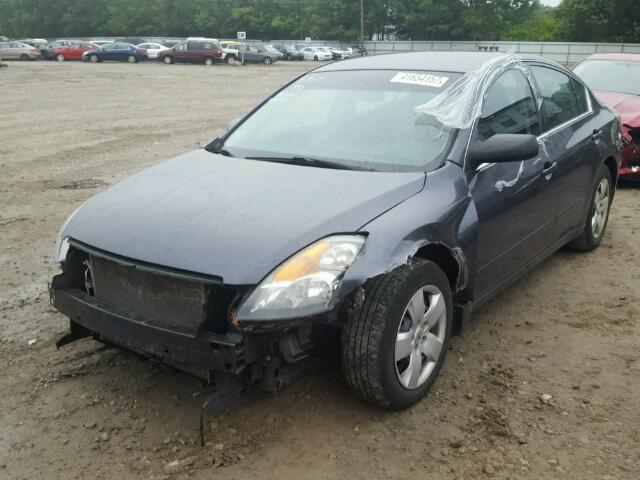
360 0 365 50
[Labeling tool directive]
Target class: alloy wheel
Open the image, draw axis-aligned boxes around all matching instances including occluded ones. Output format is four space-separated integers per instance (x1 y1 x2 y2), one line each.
591 177 610 239
394 285 447 390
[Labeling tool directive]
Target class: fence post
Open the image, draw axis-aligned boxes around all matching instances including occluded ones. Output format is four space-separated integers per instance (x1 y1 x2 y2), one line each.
567 43 571 65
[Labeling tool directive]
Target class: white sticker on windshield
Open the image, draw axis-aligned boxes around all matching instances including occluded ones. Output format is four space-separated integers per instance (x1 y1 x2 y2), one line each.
391 72 449 88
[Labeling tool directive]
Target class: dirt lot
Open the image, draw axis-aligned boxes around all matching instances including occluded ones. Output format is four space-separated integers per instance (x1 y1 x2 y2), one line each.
1 61 639 480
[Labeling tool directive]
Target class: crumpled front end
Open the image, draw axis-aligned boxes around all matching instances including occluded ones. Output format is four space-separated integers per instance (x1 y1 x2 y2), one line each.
50 241 323 389
620 124 640 181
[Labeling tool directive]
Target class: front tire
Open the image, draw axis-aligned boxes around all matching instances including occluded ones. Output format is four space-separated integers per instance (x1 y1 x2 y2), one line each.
163 55 173 64
341 259 453 409
89 54 98 63
56 54 65 62
205 57 214 66
568 164 613 251
127 55 136 63
225 55 236 64
20 54 30 61
263 56 273 65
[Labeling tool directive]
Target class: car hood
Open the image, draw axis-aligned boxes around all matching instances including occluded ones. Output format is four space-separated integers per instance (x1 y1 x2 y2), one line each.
594 90 640 126
62 149 425 284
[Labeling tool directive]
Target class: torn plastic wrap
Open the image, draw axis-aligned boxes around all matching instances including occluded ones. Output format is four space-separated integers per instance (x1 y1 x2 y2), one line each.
415 54 534 131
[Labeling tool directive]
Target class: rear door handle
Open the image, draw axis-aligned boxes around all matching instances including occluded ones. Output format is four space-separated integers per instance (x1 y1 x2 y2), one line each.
591 129 603 141
542 161 557 178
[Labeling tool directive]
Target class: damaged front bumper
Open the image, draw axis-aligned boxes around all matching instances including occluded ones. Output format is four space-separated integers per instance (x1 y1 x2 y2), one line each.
49 242 320 386
51 287 252 380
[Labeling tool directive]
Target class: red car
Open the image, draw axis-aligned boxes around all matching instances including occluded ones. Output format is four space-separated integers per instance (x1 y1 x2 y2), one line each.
53 42 100 62
157 39 223 66
574 54 640 181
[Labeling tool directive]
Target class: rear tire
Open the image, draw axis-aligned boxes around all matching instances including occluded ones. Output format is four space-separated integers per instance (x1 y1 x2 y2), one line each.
56 54 65 62
341 258 453 409
20 54 30 61
313 55 318 61
163 55 173 64
127 55 136 63
89 54 98 63
263 56 273 65
205 57 214 66
568 164 613 251
225 55 236 64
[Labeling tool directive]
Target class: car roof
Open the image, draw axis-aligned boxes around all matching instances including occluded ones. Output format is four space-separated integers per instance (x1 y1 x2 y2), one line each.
582 53 640 63
316 51 514 74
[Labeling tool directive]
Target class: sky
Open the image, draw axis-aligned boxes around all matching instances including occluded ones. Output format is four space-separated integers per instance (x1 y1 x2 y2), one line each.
541 0 561 6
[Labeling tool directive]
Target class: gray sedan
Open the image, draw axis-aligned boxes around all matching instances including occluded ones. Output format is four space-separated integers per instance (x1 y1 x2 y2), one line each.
0 42 39 60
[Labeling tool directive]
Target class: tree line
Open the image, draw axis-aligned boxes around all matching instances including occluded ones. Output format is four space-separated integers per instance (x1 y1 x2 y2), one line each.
0 0 638 43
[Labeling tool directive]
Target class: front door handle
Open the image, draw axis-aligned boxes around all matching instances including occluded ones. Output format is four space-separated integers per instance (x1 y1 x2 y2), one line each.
542 161 557 178
591 129 603 141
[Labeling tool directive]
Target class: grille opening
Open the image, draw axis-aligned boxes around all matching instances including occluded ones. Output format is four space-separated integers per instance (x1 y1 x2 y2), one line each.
63 246 236 336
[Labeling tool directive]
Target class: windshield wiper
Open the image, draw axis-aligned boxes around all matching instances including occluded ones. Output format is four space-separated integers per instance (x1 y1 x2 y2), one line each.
245 155 374 171
206 145 232 156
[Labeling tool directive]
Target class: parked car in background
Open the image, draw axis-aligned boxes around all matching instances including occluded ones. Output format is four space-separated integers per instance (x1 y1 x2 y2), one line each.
0 36 9 42
158 39 222 65
348 45 368 57
82 43 147 63
301 46 333 61
574 53 640 181
41 39 75 60
329 47 351 59
16 38 48 48
231 44 279 64
0 41 39 60
273 44 304 61
51 52 620 414
219 41 241 63
53 42 100 62
317 47 341 60
262 45 285 60
137 42 169 60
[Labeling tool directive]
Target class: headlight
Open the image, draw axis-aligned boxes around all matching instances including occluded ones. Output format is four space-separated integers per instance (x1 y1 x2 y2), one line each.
53 201 87 263
237 235 366 320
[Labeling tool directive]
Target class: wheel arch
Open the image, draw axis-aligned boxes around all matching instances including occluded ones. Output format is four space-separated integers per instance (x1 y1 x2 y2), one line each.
412 243 462 294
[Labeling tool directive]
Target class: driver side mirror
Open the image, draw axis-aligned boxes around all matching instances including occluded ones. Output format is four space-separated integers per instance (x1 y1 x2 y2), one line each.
468 134 539 167
227 117 242 131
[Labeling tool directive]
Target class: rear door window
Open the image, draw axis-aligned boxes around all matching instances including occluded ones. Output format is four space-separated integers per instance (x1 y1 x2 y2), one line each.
571 78 589 114
531 66 583 132
477 69 541 142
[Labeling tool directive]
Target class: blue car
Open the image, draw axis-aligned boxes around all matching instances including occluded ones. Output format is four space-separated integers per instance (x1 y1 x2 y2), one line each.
82 42 147 63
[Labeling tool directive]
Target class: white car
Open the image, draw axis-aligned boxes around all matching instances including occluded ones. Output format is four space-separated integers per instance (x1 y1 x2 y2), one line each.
137 42 170 60
330 48 351 59
301 47 333 61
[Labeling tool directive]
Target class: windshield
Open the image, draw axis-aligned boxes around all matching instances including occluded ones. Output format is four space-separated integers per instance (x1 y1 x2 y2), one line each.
573 60 640 96
220 70 461 172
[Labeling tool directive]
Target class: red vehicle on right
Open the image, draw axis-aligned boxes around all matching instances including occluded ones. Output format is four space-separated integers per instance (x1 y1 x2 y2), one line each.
574 53 640 181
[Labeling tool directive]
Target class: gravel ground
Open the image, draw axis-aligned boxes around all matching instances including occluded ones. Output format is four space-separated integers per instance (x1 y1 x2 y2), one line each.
1 61 639 480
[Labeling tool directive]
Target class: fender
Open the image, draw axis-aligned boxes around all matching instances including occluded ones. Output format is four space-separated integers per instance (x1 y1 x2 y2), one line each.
339 161 480 309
